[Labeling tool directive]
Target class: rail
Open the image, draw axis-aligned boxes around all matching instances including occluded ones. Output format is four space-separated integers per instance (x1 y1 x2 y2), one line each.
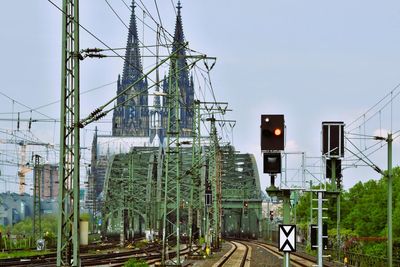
213 240 249 267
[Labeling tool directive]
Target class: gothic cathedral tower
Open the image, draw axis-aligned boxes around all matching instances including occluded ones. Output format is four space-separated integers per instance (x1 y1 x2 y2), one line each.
112 1 149 137
157 1 194 142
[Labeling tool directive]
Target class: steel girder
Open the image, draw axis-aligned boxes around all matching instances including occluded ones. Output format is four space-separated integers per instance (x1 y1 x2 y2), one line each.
100 144 262 249
220 146 263 238
101 148 159 241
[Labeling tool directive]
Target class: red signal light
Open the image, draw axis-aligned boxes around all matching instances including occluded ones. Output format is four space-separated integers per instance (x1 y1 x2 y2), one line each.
274 128 282 136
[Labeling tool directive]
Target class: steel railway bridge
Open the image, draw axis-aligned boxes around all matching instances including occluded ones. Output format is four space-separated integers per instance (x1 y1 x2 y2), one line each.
100 145 263 247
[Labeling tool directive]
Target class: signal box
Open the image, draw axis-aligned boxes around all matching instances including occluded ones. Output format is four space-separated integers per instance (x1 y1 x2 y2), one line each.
311 224 328 250
261 115 285 151
263 152 282 174
326 159 342 179
322 121 345 158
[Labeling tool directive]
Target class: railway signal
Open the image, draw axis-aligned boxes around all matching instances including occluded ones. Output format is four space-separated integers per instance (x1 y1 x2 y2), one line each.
261 114 285 151
311 224 328 250
263 152 282 174
322 121 344 158
261 114 285 177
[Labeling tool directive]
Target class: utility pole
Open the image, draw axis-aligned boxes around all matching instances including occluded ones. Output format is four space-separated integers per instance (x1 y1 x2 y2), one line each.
56 0 81 266
161 55 182 266
208 115 221 250
282 190 291 267
387 133 393 267
317 191 323 267
309 180 313 248
188 100 201 253
372 133 393 267
33 155 42 243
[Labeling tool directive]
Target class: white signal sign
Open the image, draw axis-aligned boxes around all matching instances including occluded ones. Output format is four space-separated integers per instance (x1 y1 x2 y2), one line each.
279 224 296 252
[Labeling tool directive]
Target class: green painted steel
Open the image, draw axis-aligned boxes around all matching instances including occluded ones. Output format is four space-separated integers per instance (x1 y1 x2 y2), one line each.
99 109 262 262
56 0 81 266
100 145 263 244
161 55 182 265
207 116 222 250
188 100 202 253
220 147 262 239
33 155 42 242
101 149 158 238
283 190 291 267
388 133 393 267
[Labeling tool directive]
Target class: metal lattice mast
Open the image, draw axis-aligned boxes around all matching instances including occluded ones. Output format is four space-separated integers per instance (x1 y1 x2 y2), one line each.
56 0 81 265
188 100 201 252
208 116 221 250
33 155 42 242
147 153 157 237
161 56 181 265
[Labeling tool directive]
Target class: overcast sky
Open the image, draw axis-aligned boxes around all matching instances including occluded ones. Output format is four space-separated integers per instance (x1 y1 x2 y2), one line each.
0 0 400 193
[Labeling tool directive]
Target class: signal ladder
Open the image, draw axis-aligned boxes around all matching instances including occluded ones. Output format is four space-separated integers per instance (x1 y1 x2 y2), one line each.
311 191 330 267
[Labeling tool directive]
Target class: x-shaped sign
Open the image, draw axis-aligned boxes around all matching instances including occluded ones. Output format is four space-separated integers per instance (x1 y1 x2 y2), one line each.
279 224 296 252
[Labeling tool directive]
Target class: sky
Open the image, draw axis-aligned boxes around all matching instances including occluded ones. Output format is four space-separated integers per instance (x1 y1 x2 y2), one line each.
0 0 400 193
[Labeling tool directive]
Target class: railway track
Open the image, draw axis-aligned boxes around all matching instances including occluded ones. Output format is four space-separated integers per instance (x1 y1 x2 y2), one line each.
213 241 251 267
0 243 201 267
249 240 316 267
222 239 334 267
0 242 161 267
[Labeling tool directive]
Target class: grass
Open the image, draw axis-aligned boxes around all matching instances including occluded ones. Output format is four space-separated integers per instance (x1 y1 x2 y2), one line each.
123 258 149 267
0 250 52 259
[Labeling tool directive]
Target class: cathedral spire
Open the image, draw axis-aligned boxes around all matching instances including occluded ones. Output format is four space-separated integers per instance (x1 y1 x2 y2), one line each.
121 0 143 86
113 0 149 137
173 1 185 52
166 1 194 136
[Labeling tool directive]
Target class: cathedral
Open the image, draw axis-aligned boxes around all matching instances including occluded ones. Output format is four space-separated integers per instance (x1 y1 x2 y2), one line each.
86 0 194 214
112 0 194 143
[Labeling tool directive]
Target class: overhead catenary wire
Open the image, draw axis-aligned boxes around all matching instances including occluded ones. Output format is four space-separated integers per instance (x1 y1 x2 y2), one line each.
0 81 117 116
112 0 230 145
45 0 231 152
347 82 400 133
48 0 166 88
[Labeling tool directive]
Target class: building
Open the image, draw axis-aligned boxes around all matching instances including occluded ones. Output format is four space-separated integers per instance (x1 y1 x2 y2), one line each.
0 192 57 226
111 0 194 143
112 2 149 137
37 164 59 200
87 0 194 213
154 1 194 143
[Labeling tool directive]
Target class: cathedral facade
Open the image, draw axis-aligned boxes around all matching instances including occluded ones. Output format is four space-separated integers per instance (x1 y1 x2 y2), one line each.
112 1 194 143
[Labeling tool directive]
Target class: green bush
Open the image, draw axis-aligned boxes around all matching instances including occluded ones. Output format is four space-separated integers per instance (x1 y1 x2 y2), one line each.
134 240 148 249
123 258 148 267
362 243 386 258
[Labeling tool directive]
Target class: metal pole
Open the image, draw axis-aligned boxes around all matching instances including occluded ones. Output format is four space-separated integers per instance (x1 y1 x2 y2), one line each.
337 193 341 261
283 190 290 267
387 133 393 267
33 155 42 242
293 191 297 224
161 55 181 266
331 159 336 190
119 209 124 247
266 199 270 241
331 159 341 261
317 191 323 267
174 56 181 266
57 0 80 265
309 181 312 247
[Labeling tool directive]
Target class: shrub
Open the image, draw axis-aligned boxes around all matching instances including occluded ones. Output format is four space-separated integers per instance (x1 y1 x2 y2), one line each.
123 258 148 267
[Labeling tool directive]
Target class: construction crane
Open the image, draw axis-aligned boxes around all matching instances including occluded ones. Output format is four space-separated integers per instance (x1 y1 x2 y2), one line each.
0 139 53 195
